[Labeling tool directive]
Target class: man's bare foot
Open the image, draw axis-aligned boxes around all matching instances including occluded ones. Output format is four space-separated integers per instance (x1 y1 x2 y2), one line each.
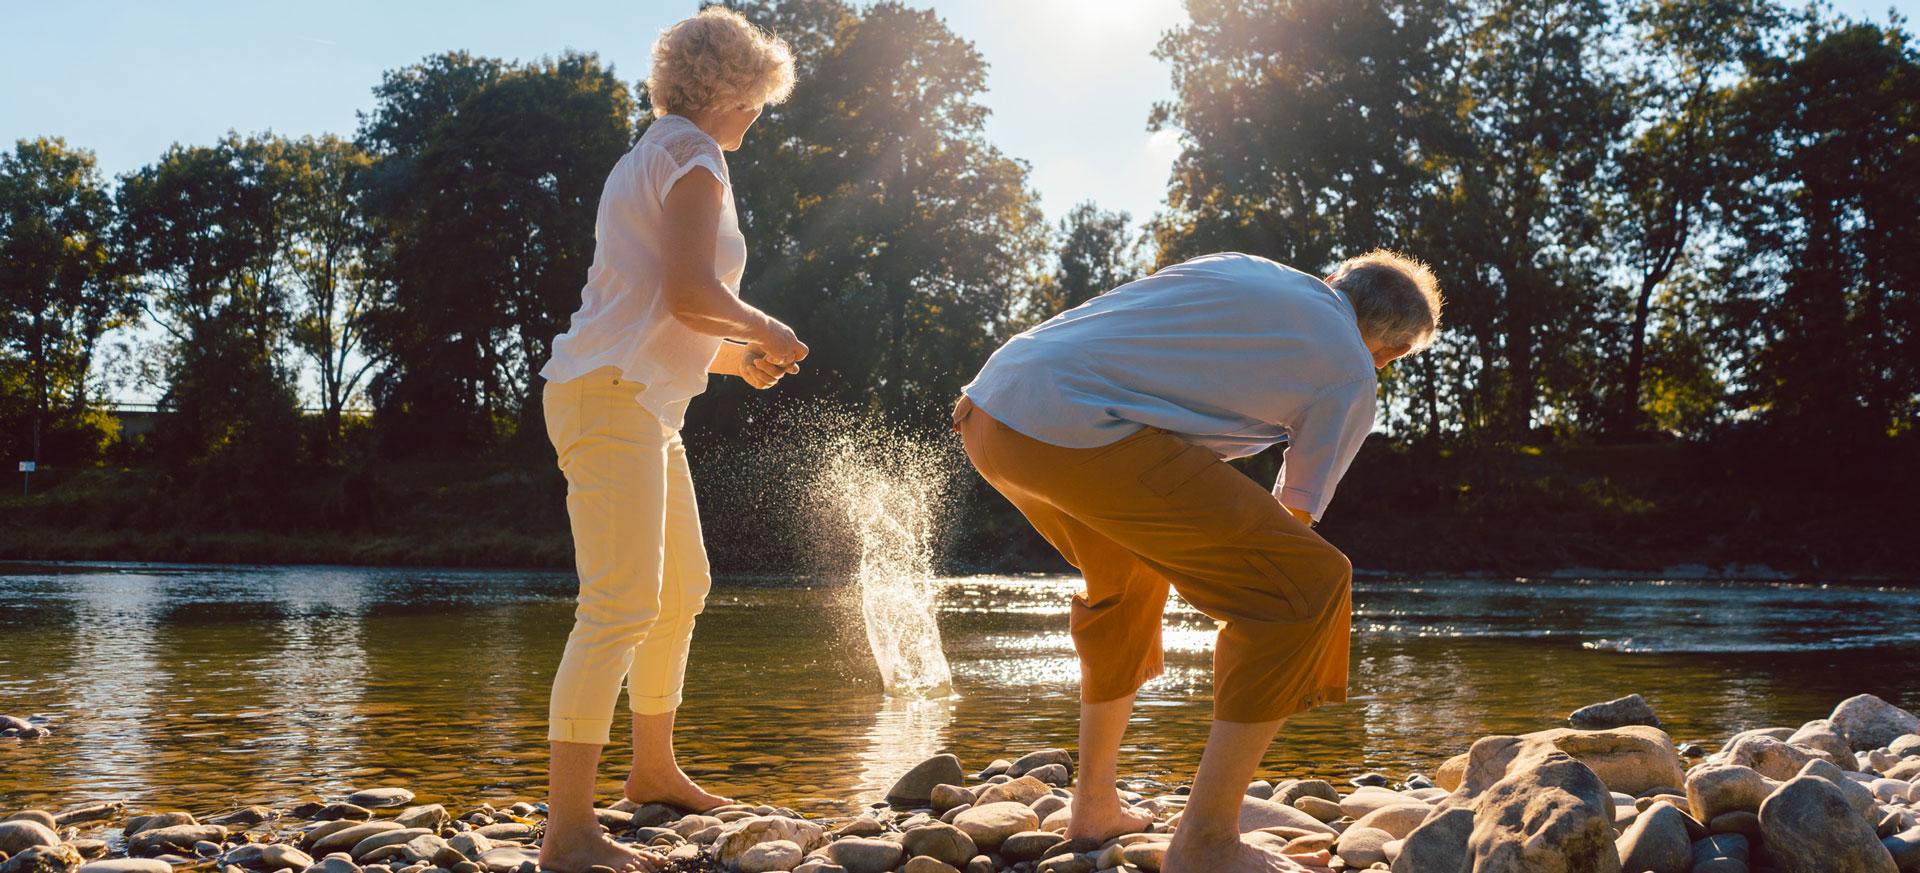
538 827 660 873
1163 828 1329 873
1064 795 1155 842
625 767 730 813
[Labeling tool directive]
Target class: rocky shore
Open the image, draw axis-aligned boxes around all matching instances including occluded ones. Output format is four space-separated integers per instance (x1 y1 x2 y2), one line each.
4 693 1919 873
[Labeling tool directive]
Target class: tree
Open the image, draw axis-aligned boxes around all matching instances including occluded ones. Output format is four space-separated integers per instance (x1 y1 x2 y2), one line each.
1027 202 1140 319
116 134 302 467
359 52 633 455
692 0 1050 431
0 138 132 464
1720 18 1920 444
1601 0 1781 436
276 135 384 457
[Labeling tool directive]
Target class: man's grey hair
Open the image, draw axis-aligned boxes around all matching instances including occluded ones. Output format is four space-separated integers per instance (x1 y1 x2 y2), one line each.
1326 249 1443 352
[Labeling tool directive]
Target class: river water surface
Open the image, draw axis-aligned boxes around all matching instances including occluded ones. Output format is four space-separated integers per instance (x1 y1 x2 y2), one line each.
2 563 1915 816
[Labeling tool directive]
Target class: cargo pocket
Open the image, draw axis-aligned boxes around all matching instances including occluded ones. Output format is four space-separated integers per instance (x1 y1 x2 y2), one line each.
1244 551 1311 621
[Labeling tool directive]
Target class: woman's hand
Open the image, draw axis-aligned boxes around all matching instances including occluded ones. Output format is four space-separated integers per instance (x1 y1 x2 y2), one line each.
750 317 809 367
739 345 799 389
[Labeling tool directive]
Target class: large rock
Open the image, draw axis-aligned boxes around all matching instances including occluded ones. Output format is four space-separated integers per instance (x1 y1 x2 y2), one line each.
951 803 1039 851
1350 803 1433 840
0 822 59 857
1466 752 1621 873
898 823 974 866
1570 694 1661 730
1800 757 1881 823
222 844 314 871
1437 726 1684 797
128 825 227 856
1787 719 1854 765
1614 801 1692 873
343 789 414 809
392 805 447 831
825 838 903 873
1832 695 1920 752
1685 763 1779 823
973 776 1050 807
474 846 538 873
122 813 195 838
1008 749 1073 779
1391 807 1474 873
888 755 966 805
310 822 403 855
346 829 430 862
1883 826 1920 872
737 839 802 873
1336 827 1394 868
1223 796 1338 835
1757 774 1896 873
1718 734 1818 781
712 816 828 866
75 861 170 873
0 845 82 873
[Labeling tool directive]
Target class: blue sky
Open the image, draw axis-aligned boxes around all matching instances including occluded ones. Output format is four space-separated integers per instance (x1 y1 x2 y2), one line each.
3 0 1912 228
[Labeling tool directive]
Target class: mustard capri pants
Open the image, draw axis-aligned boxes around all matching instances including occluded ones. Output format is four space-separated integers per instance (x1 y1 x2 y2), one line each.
955 396 1352 723
544 367 713 745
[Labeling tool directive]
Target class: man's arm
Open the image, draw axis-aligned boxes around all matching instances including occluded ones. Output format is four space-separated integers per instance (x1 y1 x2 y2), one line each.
1272 377 1378 524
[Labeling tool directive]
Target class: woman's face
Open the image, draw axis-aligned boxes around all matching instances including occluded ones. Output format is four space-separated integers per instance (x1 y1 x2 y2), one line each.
708 104 763 151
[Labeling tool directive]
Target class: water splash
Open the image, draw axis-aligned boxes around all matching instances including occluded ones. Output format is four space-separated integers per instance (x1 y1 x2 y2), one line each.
826 439 956 697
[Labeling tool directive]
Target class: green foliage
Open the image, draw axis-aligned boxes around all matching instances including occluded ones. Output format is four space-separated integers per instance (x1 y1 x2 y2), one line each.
1718 18 1920 444
0 138 132 464
697 0 1050 433
360 51 635 456
1026 202 1142 321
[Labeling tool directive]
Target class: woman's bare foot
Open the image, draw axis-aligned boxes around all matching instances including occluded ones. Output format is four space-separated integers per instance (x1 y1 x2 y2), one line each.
1163 828 1329 873
625 766 730 813
1064 795 1155 842
538 827 660 873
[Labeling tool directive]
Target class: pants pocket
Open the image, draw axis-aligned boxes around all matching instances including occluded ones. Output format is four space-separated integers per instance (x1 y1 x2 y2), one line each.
1244 551 1311 621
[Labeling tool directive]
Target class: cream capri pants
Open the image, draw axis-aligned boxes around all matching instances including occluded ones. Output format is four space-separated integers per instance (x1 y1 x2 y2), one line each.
543 366 713 745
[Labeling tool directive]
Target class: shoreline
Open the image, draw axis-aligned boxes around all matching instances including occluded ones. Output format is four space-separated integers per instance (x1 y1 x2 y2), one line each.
4 694 1917 872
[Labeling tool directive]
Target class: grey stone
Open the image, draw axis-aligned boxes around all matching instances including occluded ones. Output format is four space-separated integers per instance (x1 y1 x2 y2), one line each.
1883 826 1920 872
1008 749 1073 779
130 826 227 856
0 823 58 857
951 803 1037 851
1570 694 1661 730
1025 764 1071 787
348 831 431 863
1685 763 1778 823
1833 695 1920 752
0 845 81 873
1720 734 1818 781
898 823 974 866
76 861 172 873
222 844 315 871
1465 752 1621 873
1336 826 1394 868
1615 801 1692 873
973 775 1049 807
312 823 405 856
1787 719 1855 765
1757 774 1896 873
737 840 802 873
996 831 1065 863
392 807 447 832
710 816 827 866
1390 807 1474 873
123 814 197 838
1272 779 1341 806
344 790 414 811
888 755 966 805
899 858 959 873
1437 726 1685 798
824 838 901 873
1224 796 1337 835
928 785 971 815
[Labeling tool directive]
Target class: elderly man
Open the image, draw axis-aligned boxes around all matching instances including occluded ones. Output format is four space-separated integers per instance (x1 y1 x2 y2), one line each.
953 250 1441 873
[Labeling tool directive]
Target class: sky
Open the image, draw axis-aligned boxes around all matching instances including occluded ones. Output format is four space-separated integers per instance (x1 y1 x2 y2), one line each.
2 0 1189 227
3 0 1912 232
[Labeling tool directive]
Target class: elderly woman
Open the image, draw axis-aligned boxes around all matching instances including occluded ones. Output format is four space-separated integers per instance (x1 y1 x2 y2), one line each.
535 9 807 872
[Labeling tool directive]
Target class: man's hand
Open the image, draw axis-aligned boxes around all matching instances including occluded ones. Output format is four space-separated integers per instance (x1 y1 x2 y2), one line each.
740 345 800 389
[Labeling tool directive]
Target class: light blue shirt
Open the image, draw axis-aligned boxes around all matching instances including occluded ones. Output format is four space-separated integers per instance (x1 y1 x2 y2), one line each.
964 252 1377 520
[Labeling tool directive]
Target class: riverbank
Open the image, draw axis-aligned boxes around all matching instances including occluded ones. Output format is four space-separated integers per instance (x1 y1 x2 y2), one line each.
3 693 1916 872
4 438 1914 578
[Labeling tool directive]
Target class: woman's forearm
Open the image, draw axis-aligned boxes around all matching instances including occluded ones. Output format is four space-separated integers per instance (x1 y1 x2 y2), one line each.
664 278 775 342
708 340 747 375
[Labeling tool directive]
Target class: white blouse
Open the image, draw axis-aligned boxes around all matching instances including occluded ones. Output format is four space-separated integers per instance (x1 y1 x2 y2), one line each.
540 114 748 429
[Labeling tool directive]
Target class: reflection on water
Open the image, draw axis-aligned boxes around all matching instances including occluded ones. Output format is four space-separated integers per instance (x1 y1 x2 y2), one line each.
3 564 1917 816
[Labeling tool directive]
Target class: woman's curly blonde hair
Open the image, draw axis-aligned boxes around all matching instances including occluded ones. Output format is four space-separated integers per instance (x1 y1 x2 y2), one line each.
646 7 796 118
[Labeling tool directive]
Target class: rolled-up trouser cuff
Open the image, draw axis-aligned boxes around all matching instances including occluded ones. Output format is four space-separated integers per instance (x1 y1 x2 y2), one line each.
628 691 682 716
549 716 613 746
